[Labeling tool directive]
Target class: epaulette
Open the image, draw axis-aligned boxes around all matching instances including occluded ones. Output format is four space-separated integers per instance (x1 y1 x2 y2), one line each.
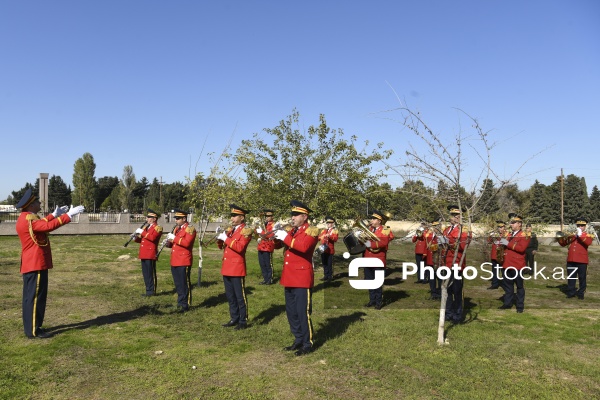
382 227 391 235
154 225 163 233
306 226 320 238
525 231 531 238
26 214 40 221
185 226 196 234
588 233 595 239
241 226 254 237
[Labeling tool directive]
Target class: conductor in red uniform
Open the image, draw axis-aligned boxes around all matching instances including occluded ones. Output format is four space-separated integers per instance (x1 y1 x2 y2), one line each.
133 209 163 296
318 216 339 281
256 209 276 285
216 204 253 330
559 217 594 300
15 188 84 339
362 209 394 310
498 213 530 313
165 208 196 312
439 205 471 323
274 200 319 356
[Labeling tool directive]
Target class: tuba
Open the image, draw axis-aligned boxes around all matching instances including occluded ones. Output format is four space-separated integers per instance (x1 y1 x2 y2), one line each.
343 218 380 255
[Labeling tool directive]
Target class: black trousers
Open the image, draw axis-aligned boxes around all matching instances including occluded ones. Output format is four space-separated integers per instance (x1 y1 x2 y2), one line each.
321 251 333 279
427 265 441 297
445 273 464 322
566 262 587 296
171 266 192 310
364 266 384 306
22 270 48 337
415 253 424 280
141 259 157 295
525 251 535 272
284 287 314 349
490 259 503 288
258 251 273 283
502 268 525 311
223 276 248 324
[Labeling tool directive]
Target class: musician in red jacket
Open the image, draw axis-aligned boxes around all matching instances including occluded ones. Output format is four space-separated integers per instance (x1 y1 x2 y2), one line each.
318 216 339 281
425 220 441 300
274 200 319 356
133 209 163 296
438 205 471 323
15 188 84 339
362 209 394 310
412 222 428 283
498 213 530 313
216 204 253 330
559 217 594 300
165 208 196 312
256 209 276 285
486 220 507 290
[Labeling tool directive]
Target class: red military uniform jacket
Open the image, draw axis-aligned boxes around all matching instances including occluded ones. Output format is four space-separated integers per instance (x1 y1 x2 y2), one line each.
257 220 275 252
425 230 438 266
443 224 471 268
279 223 319 288
318 227 339 255
502 230 530 270
559 232 593 264
168 222 196 267
412 230 427 256
16 211 72 274
220 223 253 277
134 223 163 260
364 226 394 267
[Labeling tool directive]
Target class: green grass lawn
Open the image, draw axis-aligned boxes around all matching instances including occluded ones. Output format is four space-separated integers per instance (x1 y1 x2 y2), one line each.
0 235 599 399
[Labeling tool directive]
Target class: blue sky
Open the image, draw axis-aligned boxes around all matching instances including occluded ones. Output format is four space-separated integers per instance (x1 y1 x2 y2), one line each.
1 0 599 202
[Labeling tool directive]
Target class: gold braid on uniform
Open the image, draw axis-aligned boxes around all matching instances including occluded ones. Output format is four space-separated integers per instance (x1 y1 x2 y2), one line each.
305 226 320 238
185 226 196 234
26 213 49 247
154 225 163 233
241 226 254 238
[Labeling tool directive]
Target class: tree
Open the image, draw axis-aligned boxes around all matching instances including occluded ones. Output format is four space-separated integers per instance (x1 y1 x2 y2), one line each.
564 174 590 223
48 175 71 208
97 176 119 209
72 152 97 210
131 177 150 211
477 179 499 218
233 110 393 220
589 185 600 222
119 165 136 211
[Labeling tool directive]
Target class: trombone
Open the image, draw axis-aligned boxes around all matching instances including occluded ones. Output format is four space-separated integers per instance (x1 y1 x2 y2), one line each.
201 225 225 247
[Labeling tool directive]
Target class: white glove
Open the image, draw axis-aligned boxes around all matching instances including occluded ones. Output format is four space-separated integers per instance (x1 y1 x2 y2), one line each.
256 228 263 234
52 205 68 217
364 240 372 248
274 230 288 241
576 227 582 237
67 205 85 218
167 233 176 240
217 232 228 241
499 238 509 246
135 228 144 234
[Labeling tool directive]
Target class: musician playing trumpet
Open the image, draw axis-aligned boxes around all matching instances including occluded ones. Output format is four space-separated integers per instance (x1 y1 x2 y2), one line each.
498 213 530 313
362 209 394 310
559 217 594 300
133 209 163 296
486 220 507 290
318 216 339 281
412 222 429 283
256 209 276 285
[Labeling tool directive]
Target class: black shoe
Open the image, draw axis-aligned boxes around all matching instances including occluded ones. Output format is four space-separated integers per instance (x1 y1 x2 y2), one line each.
498 305 512 310
566 293 577 298
259 281 266 285
516 309 524 313
235 323 247 330
374 304 383 310
577 294 584 300
284 343 302 351
27 331 53 339
365 302 375 308
487 285 499 290
222 320 238 327
295 347 313 356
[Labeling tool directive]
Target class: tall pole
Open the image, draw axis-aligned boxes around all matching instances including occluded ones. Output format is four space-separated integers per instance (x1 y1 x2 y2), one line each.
560 168 564 231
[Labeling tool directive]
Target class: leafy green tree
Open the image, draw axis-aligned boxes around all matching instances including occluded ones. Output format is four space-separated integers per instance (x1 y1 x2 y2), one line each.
119 165 136 211
131 177 150 211
101 185 122 211
147 178 162 210
233 110 392 220
162 181 187 212
526 180 551 223
97 176 119 209
589 185 600 222
48 175 71 208
546 178 562 224
564 174 590 223
476 178 499 218
72 152 97 210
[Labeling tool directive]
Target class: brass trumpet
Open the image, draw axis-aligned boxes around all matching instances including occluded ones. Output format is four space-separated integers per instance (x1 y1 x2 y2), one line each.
555 224 577 245
202 225 226 247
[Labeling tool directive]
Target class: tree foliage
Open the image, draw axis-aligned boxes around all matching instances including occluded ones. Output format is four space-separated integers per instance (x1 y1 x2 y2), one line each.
48 175 71 208
72 153 97 210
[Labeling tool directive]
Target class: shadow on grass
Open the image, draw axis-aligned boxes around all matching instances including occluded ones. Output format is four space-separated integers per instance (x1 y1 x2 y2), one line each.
48 304 164 336
198 292 229 308
314 311 367 349
383 288 410 307
253 303 286 325
197 279 220 289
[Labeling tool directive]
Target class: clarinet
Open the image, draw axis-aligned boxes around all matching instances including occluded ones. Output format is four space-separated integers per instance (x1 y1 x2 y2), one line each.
156 224 178 260
123 222 149 247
